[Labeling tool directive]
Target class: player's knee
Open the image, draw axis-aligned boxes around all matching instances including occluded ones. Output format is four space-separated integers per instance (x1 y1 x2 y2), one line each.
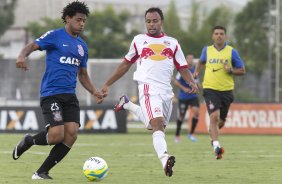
63 132 77 147
150 118 165 131
69 133 77 142
210 112 220 123
48 133 64 144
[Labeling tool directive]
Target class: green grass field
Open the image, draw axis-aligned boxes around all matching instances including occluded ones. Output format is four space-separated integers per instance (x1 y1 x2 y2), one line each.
1 129 282 184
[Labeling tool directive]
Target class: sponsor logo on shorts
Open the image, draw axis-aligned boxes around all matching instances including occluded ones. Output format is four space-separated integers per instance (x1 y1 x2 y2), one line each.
208 101 215 110
154 107 162 116
53 111 62 122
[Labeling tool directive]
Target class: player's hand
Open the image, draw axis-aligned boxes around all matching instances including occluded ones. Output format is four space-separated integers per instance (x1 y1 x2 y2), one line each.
188 82 199 94
16 56 29 71
183 87 191 93
93 90 104 104
101 85 109 98
95 97 103 104
193 71 199 79
223 61 233 74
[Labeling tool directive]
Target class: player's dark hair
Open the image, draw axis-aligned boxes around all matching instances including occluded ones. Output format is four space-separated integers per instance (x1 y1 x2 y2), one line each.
212 25 226 33
145 7 164 20
61 1 90 23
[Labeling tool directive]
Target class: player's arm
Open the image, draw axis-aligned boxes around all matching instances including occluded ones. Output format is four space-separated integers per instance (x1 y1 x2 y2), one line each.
224 49 246 75
194 47 207 78
194 60 205 78
101 60 132 97
224 64 245 75
173 77 191 93
78 67 103 104
16 42 40 71
178 68 199 93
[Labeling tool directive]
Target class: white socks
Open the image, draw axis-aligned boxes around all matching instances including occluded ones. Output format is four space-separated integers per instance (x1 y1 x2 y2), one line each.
125 102 169 168
152 130 169 168
212 140 221 150
124 101 146 124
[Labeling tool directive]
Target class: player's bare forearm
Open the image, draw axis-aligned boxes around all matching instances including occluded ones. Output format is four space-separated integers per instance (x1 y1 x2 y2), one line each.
179 68 196 85
16 42 40 71
174 79 188 92
18 42 39 58
179 68 199 93
101 60 132 98
78 68 98 95
104 60 132 87
224 61 246 76
194 61 204 78
232 67 246 76
78 68 103 103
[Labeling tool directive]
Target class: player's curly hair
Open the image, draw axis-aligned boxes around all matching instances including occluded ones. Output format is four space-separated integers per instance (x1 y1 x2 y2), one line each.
145 7 164 20
61 1 90 23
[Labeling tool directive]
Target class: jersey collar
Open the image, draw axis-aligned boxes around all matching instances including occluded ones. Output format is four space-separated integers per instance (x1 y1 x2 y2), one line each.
146 32 165 38
213 42 227 51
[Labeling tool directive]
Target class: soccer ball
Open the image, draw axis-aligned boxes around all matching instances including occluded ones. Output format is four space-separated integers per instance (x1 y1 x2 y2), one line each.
83 157 109 181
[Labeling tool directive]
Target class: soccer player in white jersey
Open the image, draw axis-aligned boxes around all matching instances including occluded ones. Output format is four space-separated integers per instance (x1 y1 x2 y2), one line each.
101 7 199 177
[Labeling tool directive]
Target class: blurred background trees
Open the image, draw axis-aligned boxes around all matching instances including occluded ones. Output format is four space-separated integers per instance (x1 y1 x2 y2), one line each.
22 0 281 102
0 0 17 58
234 0 270 74
27 6 134 58
0 0 17 37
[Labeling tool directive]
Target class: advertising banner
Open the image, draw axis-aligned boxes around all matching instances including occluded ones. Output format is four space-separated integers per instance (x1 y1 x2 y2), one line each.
196 103 282 134
0 105 127 133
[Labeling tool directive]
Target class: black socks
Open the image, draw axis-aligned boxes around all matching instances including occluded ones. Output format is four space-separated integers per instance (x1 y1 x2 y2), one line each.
32 131 48 145
175 119 183 136
190 117 198 134
37 143 71 174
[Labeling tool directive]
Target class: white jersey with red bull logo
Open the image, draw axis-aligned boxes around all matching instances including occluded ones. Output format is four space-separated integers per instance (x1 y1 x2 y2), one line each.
124 33 188 91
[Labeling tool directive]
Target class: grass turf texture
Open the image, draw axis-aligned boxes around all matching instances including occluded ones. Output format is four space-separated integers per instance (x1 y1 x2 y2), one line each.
1 129 281 184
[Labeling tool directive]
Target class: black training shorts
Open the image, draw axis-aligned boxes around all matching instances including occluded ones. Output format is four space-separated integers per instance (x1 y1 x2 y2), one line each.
40 93 80 128
203 89 234 121
178 98 200 117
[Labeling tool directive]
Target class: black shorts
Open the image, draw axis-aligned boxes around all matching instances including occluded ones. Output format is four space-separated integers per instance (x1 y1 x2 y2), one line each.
40 93 80 128
178 98 200 116
203 89 234 121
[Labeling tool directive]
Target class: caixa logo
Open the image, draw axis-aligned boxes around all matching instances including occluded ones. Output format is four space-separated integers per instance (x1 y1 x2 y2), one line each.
0 109 121 131
60 56 81 66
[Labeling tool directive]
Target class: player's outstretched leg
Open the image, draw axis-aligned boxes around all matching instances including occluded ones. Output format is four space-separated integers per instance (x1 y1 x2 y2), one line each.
32 172 53 179
164 156 176 177
114 95 129 112
12 134 33 160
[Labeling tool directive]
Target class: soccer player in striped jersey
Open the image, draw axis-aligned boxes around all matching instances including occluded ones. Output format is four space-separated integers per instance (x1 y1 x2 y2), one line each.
194 25 246 159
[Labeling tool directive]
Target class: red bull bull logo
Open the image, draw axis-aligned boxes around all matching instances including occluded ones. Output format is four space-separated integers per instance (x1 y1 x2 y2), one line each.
160 48 174 59
140 48 155 59
140 44 174 61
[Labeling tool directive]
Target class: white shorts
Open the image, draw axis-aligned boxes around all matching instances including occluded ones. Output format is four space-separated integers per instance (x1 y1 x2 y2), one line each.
138 83 174 129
